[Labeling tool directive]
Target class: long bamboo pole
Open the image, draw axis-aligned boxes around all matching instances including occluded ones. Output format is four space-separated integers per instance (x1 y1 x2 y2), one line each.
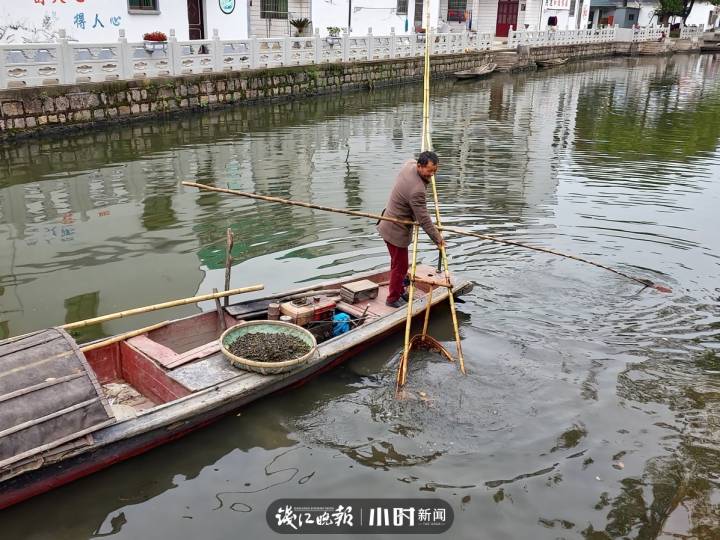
61 285 264 330
421 286 434 338
79 320 171 353
223 228 234 307
398 226 420 390
181 182 671 292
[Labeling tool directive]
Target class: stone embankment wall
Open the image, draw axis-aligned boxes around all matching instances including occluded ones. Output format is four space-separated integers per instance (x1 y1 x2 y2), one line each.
526 41 632 63
0 53 491 142
0 39 699 142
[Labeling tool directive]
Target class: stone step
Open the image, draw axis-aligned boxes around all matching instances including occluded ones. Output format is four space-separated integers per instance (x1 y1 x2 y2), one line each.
493 53 520 72
493 52 519 66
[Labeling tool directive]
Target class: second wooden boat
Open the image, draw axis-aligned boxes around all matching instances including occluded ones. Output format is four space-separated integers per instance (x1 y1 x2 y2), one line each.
536 57 569 68
453 62 497 79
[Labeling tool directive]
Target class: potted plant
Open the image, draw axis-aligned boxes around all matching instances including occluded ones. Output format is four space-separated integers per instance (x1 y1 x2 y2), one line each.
326 26 342 46
143 31 167 53
290 17 312 37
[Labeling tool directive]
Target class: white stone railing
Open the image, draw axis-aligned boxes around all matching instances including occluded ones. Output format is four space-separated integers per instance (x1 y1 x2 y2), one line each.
508 27 618 47
0 27 495 90
631 25 670 42
680 24 704 39
508 25 673 47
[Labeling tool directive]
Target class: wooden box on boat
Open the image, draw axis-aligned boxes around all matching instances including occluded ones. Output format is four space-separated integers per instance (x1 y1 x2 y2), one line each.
279 296 336 326
340 279 379 304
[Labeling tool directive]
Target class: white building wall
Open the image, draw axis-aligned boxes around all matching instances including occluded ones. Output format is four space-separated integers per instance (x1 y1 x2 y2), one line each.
522 0 543 30
310 0 419 36
578 0 592 28
249 0 311 38
685 2 716 26
518 0 574 30
0 0 453 46
530 9 575 30
0 0 190 43
205 0 250 40
634 1 715 27
637 6 656 26
474 0 499 33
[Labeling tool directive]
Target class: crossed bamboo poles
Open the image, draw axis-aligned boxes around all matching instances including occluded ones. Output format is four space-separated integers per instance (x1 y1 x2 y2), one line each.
396 3 464 390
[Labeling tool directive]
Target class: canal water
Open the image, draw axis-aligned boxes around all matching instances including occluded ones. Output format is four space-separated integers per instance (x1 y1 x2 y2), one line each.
1 54 719 539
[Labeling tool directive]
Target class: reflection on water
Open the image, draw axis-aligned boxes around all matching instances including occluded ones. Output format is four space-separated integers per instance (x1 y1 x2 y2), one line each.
1 54 720 539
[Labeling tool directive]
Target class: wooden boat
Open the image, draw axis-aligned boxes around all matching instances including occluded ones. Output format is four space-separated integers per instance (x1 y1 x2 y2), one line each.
700 43 720 53
0 265 472 509
453 62 497 79
536 57 569 68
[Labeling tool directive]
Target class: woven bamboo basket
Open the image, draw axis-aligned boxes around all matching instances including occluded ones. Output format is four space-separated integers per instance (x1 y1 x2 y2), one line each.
220 320 317 375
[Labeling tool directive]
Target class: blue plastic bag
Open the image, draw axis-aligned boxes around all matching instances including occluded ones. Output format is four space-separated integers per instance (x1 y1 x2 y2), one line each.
332 312 352 337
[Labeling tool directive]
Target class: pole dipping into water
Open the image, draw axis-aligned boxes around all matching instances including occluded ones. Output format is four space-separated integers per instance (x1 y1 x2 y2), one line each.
181 182 672 293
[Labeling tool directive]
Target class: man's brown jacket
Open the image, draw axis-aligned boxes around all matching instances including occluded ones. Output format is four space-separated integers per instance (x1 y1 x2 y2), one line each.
377 160 443 248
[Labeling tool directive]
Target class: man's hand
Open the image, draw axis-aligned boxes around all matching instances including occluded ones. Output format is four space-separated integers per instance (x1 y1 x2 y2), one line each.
437 238 445 250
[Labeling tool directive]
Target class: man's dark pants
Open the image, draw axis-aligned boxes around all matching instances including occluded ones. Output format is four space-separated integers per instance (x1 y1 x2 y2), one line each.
385 241 408 303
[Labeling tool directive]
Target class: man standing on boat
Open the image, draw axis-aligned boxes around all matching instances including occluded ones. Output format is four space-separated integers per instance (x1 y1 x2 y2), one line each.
378 151 445 308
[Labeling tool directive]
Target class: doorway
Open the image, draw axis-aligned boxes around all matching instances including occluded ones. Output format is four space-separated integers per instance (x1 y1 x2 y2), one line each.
496 0 519 38
187 0 205 40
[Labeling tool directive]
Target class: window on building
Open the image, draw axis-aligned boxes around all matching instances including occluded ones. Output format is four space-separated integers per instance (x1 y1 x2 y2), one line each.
261 0 288 19
569 0 576 16
128 0 158 10
628 13 635 20
397 0 409 15
447 0 467 22
414 0 424 27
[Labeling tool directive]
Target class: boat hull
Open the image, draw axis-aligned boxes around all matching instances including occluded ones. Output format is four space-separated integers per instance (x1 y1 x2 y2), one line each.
536 58 569 68
453 63 497 80
0 278 471 509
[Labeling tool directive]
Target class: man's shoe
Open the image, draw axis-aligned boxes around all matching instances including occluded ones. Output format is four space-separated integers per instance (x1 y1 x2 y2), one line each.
401 290 410 302
385 297 407 308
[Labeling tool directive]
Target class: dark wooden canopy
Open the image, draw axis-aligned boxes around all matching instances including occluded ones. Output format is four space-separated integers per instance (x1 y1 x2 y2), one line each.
0 328 115 471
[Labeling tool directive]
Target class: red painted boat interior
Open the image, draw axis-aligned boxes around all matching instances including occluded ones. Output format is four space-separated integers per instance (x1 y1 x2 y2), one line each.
84 311 234 408
145 311 237 354
83 269 438 412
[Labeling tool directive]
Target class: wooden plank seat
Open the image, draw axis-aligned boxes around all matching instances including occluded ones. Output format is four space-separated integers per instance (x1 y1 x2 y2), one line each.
127 334 225 370
167 352 249 392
